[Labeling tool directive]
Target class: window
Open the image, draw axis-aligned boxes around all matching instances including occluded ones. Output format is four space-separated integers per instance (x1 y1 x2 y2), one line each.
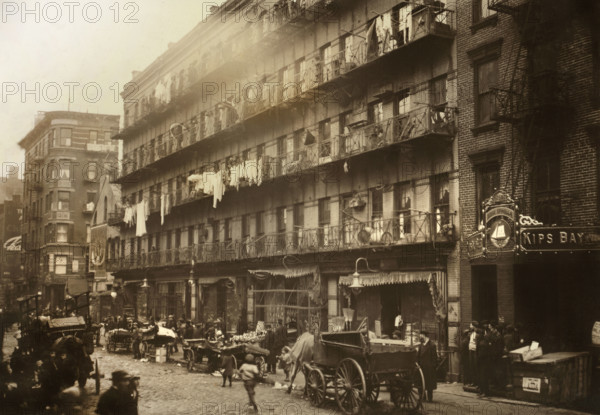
293 203 304 247
58 191 70 211
89 130 97 144
476 165 500 225
396 89 411 116
256 211 265 236
476 59 498 125
60 160 70 179
55 256 67 275
430 75 447 107
368 101 384 125
473 0 496 23
57 224 69 243
86 224 91 244
371 189 384 241
188 225 195 247
60 128 72 146
534 153 560 224
212 220 220 243
45 192 53 212
319 119 332 158
87 192 96 204
395 182 412 235
242 214 251 239
224 218 232 242
276 207 287 233
318 198 331 246
432 174 450 231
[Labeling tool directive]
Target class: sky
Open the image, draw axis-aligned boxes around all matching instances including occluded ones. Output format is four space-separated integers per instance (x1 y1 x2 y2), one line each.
0 0 225 178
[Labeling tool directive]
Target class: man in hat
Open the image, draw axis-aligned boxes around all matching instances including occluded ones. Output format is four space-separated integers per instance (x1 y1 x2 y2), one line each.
96 370 138 415
467 321 479 387
418 331 437 402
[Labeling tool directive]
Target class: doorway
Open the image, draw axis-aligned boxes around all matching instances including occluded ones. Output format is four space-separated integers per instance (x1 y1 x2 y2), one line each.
471 265 498 323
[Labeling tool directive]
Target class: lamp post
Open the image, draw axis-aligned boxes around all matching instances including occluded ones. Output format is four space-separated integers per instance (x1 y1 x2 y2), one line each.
341 257 368 331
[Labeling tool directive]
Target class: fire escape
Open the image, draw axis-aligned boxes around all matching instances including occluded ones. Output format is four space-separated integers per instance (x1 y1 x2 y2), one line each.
488 0 573 212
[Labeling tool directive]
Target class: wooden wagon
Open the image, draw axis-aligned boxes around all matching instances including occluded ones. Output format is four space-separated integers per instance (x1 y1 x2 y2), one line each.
184 339 222 372
305 331 425 415
106 328 133 353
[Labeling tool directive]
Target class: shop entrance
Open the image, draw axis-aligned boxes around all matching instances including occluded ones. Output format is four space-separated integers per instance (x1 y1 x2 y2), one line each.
471 265 498 323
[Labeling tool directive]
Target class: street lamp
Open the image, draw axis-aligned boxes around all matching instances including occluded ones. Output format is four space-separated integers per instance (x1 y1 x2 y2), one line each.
349 257 368 295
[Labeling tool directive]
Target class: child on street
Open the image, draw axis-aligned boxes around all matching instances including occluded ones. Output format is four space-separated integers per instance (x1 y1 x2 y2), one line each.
239 354 259 411
220 350 234 387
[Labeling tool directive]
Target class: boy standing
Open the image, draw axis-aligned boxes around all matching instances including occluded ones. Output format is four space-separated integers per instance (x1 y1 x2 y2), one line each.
239 354 259 411
220 350 235 387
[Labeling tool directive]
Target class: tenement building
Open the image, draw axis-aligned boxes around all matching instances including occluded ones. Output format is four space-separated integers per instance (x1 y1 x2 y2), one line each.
111 0 461 377
19 111 119 311
459 0 600 355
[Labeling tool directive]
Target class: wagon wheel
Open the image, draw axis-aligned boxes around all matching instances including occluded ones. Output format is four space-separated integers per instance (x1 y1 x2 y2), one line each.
390 363 425 411
334 358 366 415
255 356 266 378
94 358 101 395
139 341 148 358
187 350 195 372
365 373 380 404
307 368 326 407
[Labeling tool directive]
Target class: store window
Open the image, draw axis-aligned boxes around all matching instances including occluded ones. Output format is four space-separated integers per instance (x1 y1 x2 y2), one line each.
475 59 498 126
476 164 500 225
534 152 561 225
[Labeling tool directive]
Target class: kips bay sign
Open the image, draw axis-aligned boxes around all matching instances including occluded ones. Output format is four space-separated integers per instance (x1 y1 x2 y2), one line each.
519 226 600 252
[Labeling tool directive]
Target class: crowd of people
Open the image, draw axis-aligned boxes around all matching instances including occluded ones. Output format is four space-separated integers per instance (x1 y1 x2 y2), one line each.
460 320 521 397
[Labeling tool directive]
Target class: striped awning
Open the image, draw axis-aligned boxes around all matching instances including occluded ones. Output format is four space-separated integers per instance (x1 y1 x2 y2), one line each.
249 265 318 279
339 271 433 287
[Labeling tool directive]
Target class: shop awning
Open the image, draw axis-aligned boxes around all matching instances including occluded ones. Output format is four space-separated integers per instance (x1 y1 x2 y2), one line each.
249 265 318 279
339 271 433 287
197 276 233 285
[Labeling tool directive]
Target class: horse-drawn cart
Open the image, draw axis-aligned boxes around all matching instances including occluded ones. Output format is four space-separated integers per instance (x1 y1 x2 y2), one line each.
304 331 425 415
106 328 133 353
184 339 222 372
138 325 177 360
184 340 270 377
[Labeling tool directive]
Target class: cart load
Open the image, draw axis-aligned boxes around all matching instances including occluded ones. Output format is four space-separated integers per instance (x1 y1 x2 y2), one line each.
106 329 133 353
301 330 425 415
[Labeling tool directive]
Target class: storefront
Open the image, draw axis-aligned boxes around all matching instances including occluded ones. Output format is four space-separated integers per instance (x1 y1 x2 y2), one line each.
466 190 600 403
338 270 447 344
197 276 244 335
248 265 323 335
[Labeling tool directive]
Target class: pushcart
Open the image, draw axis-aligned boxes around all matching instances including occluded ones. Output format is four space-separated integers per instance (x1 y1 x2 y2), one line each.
139 325 177 360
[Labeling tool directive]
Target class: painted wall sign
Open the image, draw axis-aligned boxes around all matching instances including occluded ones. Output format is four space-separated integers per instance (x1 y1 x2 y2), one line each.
466 231 485 259
519 226 600 252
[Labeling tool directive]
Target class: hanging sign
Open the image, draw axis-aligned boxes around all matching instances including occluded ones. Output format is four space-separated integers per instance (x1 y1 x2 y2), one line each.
483 190 517 253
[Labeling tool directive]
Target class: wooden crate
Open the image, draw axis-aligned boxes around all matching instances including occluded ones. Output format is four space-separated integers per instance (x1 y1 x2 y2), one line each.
511 352 591 404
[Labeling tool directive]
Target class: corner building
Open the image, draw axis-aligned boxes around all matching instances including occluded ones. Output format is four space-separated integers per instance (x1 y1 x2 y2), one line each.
19 111 119 310
458 0 600 357
112 0 461 378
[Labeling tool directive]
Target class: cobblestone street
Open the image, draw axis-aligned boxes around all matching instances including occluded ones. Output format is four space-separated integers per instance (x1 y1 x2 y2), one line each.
77 343 592 415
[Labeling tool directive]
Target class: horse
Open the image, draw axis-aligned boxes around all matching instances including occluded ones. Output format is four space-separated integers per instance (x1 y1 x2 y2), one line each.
285 332 314 395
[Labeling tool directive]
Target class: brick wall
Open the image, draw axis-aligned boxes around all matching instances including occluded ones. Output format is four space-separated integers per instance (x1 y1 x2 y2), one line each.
457 1 600 327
